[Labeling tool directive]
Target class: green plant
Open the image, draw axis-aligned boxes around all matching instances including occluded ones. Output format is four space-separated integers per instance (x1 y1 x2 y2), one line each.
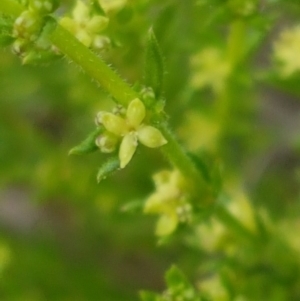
1 0 300 300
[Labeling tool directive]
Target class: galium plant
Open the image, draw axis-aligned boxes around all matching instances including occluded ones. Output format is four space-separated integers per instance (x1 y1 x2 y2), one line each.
1 0 300 300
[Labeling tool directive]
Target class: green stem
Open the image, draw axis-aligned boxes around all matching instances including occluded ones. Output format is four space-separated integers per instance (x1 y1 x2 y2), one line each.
216 19 246 123
216 205 259 243
226 19 246 67
49 23 139 107
48 22 213 204
158 122 213 205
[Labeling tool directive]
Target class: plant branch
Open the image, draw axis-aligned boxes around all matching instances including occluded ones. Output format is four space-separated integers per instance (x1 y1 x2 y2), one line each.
0 0 259 243
216 205 259 243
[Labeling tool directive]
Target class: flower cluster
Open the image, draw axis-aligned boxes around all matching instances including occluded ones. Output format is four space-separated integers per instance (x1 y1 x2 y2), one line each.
60 0 110 50
12 0 58 61
144 169 191 236
95 98 167 168
190 47 231 94
273 25 300 78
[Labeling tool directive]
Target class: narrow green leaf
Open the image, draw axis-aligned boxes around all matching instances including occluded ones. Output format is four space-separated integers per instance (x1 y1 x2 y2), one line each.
91 0 106 16
69 127 104 155
97 156 120 183
188 152 211 183
165 265 189 289
144 28 164 99
121 199 144 213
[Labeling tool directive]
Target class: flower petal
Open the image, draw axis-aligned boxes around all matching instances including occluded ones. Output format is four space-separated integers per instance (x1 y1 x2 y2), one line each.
87 16 109 33
76 29 92 47
126 98 145 128
155 213 178 236
144 193 166 214
59 17 76 33
137 125 167 148
73 0 89 22
119 132 138 168
102 113 128 136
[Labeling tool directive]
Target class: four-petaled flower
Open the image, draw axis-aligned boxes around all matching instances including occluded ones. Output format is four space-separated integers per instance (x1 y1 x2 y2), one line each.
60 0 109 48
144 169 191 236
97 98 167 168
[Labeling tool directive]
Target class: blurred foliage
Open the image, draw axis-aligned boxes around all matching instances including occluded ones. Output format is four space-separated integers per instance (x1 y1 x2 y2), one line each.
1 0 300 300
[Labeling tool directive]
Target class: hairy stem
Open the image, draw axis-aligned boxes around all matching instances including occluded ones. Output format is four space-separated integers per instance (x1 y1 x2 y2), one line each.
49 23 139 107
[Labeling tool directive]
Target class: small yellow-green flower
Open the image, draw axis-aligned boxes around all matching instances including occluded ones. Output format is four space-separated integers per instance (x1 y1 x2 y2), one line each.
96 98 167 168
144 170 191 236
60 0 109 48
273 25 300 78
190 47 231 94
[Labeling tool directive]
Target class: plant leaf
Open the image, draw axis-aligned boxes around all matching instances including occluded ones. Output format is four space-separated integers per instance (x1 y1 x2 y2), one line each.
91 0 106 16
69 127 104 155
165 265 190 289
97 156 120 183
144 28 164 99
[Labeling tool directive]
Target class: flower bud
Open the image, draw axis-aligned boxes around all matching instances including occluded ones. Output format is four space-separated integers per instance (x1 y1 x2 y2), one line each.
112 104 126 116
12 38 28 56
176 203 192 223
29 0 59 15
95 132 118 153
141 87 156 107
95 111 105 126
93 35 111 50
13 10 42 41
